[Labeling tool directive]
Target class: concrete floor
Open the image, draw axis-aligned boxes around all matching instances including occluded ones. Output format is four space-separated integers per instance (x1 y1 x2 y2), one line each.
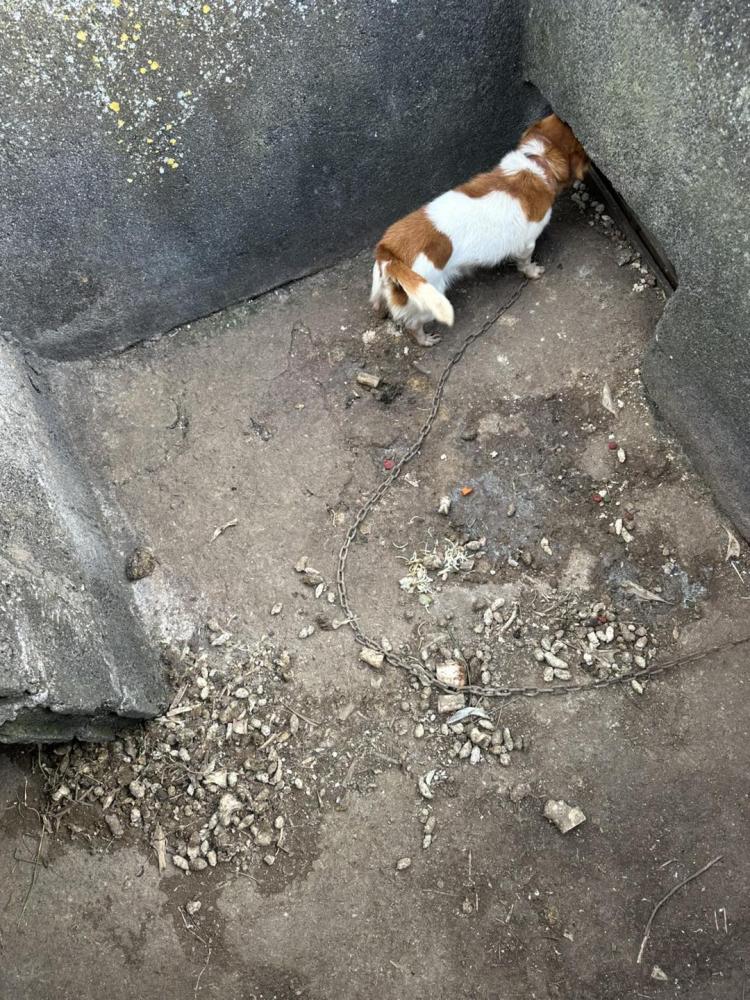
2 199 749 999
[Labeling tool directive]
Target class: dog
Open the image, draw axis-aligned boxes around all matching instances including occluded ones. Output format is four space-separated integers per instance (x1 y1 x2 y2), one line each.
370 114 589 346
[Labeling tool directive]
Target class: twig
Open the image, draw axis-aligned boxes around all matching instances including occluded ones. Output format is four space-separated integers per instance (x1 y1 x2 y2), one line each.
18 824 45 923
499 602 519 634
280 701 320 727
636 855 723 964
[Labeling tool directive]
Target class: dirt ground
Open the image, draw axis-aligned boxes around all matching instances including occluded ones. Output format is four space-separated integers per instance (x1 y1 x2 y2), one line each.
2 196 750 1000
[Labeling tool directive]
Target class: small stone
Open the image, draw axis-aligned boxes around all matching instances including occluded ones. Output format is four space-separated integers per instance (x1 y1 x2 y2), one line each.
128 779 146 800
172 855 190 872
414 723 425 739
207 850 217 867
460 427 478 441
437 693 465 714
263 853 276 866
270 603 283 615
438 495 451 516
543 799 586 834
125 547 156 581
218 793 241 827
190 857 208 871
360 647 385 670
506 502 516 517
298 625 315 639
617 447 626 464
543 650 568 671
186 900 201 916
396 857 412 871
651 965 669 982
543 666 555 683
436 660 466 688
104 814 124 839
469 745 482 765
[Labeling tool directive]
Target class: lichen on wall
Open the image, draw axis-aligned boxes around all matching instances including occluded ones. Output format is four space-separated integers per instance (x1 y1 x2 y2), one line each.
0 0 325 183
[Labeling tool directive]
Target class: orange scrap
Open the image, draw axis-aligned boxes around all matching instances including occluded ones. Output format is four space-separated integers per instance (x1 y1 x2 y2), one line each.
460 486 474 496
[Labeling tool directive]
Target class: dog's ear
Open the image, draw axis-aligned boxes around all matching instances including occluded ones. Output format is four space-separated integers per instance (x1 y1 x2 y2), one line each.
572 150 590 181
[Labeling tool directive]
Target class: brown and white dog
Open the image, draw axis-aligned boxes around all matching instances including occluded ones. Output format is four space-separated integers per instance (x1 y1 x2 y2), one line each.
371 114 589 345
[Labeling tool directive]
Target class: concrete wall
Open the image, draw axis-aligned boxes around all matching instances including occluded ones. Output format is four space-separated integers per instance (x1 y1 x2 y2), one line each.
525 0 750 538
0 0 543 359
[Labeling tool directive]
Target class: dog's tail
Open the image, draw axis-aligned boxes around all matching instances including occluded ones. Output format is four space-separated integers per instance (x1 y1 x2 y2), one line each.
381 258 454 327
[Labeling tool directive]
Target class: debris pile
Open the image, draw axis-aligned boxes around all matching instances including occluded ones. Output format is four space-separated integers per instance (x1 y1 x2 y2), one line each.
43 626 315 875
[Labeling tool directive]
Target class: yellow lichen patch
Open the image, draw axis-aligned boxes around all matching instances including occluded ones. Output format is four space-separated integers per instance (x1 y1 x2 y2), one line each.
145 137 153 144
112 0 121 7
117 118 125 128
202 3 211 12
165 123 173 131
76 29 88 42
165 157 179 169
139 66 147 73
148 60 159 70
134 22 142 30
169 138 177 145
108 100 121 112
120 32 129 42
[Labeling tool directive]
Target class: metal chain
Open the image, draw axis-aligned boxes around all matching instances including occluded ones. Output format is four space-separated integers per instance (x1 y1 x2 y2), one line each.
336 277 750 700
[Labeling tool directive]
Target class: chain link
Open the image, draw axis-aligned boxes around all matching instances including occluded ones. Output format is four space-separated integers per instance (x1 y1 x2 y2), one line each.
336 277 750 700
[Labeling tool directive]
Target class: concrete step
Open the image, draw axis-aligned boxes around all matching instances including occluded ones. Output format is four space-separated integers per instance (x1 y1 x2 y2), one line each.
0 342 168 742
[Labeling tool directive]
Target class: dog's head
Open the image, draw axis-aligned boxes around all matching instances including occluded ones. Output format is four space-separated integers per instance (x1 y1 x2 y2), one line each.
523 114 589 186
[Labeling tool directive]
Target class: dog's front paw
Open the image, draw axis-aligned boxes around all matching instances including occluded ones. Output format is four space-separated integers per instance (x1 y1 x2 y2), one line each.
522 262 545 279
416 331 441 347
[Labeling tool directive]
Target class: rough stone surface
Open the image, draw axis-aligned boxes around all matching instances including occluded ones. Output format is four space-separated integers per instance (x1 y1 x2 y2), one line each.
524 0 750 538
0 0 543 359
0 341 168 742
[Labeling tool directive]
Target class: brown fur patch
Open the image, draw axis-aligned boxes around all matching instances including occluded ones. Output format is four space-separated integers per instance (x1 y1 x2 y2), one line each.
522 114 589 185
389 284 408 307
376 208 453 270
457 169 554 223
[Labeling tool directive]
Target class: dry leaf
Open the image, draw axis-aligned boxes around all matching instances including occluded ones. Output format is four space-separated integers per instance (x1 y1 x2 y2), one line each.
725 527 741 561
211 518 238 541
621 580 668 603
601 383 618 417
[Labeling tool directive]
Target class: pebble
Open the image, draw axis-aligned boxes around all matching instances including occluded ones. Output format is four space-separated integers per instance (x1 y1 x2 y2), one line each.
396 857 412 871
437 694 465 714
186 900 202 916
469 745 483 765
298 625 315 639
270 603 283 615
543 650 568 671
543 799 586 834
414 723 425 739
360 647 385 670
105 813 124 839
172 855 190 872
263 853 276 866
129 779 146 800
